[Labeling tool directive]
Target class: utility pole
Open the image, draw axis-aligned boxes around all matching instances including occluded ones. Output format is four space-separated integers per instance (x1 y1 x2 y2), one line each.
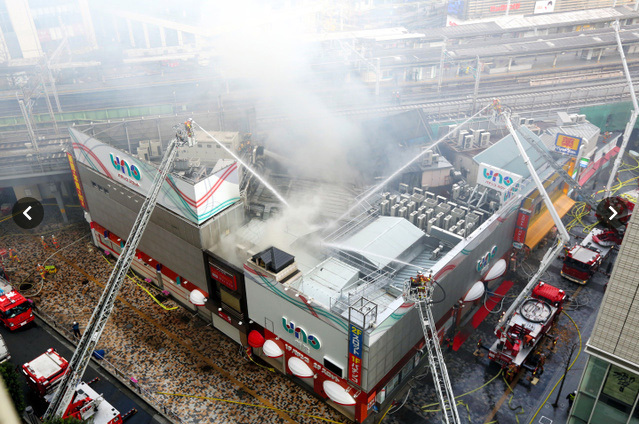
438 38 448 92
472 56 482 114
553 343 578 407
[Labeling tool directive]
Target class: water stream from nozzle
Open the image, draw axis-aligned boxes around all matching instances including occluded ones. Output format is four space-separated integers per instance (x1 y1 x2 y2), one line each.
193 122 290 207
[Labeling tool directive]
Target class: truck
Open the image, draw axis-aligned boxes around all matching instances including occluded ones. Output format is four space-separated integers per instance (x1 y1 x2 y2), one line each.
22 348 69 397
561 228 614 284
487 281 566 378
24 349 133 424
0 275 34 330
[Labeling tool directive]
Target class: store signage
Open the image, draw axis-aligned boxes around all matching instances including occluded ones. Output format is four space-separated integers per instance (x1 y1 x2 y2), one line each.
534 0 555 13
554 134 582 156
210 263 237 291
282 317 321 350
218 310 232 324
70 128 240 225
477 163 522 193
490 2 520 12
579 157 590 168
110 153 141 186
476 245 498 273
603 365 639 405
348 324 364 385
67 153 88 210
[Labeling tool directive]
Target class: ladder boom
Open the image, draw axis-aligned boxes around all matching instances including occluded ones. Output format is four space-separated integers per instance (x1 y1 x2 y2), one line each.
45 128 189 419
404 281 461 424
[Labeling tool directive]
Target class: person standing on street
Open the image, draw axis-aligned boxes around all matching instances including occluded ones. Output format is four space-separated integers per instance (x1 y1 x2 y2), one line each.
72 321 81 338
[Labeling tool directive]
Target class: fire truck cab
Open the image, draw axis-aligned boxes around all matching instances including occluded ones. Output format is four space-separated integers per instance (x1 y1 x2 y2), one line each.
0 276 34 330
488 282 566 374
561 228 613 284
63 382 122 424
22 348 69 397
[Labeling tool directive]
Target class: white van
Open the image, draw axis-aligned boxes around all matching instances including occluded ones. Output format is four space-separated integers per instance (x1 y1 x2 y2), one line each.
0 334 10 363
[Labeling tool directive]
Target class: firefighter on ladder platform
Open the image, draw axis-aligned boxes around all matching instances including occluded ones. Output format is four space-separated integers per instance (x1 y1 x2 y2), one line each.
184 118 194 145
492 98 502 114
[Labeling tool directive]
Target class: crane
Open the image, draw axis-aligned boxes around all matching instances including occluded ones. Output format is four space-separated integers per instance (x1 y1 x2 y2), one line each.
495 109 571 332
44 123 195 419
604 20 639 199
403 278 461 424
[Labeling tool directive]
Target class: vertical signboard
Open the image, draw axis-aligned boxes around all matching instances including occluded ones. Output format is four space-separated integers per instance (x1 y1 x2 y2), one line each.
67 152 88 210
348 324 363 385
513 208 531 249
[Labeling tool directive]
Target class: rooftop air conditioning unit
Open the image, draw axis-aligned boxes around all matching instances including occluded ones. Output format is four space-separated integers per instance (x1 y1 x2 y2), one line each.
480 132 491 147
519 117 526 125
526 118 534 125
399 183 409 194
577 114 586 123
458 130 469 147
150 140 162 156
463 134 473 150
452 184 460 199
570 114 578 123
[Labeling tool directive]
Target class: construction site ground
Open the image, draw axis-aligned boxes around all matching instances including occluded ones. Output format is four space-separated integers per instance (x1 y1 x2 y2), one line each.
2 153 637 424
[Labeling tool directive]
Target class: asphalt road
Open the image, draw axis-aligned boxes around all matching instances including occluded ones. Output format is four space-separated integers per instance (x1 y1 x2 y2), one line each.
0 316 165 424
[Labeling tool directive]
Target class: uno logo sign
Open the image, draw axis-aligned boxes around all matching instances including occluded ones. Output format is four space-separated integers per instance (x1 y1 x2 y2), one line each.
477 245 498 273
282 318 321 350
483 169 515 187
110 153 141 182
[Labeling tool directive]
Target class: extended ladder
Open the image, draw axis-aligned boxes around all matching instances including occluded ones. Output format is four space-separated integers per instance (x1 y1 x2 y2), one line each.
45 125 192 419
516 126 598 211
404 281 461 424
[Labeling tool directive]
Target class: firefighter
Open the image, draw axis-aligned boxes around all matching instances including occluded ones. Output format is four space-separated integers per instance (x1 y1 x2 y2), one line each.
51 234 59 249
37 264 46 280
40 236 48 249
8 248 19 263
493 99 502 114
184 118 193 138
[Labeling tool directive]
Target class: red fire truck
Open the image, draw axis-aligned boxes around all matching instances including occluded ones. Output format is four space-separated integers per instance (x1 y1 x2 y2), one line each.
561 228 614 285
0 275 34 330
23 349 131 424
488 282 566 377
22 348 69 397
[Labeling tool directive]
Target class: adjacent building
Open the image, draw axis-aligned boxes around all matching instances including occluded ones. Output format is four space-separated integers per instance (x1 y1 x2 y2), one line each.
568 209 639 423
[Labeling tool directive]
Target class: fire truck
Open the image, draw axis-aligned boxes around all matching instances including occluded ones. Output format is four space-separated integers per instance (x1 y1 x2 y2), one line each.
23 349 132 424
22 348 69 397
487 282 566 377
561 228 614 284
0 275 34 330
562 194 636 284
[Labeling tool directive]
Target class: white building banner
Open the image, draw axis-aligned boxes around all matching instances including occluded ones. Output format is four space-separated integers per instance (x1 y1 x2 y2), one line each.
69 128 240 224
477 163 522 193
534 0 555 14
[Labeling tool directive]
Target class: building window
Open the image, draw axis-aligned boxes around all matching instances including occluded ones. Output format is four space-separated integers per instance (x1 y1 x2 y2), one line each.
207 144 212 148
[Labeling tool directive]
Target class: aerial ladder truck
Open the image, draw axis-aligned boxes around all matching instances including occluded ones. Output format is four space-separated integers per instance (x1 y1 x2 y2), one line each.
403 279 461 424
486 108 571 378
43 123 196 420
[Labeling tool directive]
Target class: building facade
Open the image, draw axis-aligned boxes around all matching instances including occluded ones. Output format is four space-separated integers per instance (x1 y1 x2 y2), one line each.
569 209 639 423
